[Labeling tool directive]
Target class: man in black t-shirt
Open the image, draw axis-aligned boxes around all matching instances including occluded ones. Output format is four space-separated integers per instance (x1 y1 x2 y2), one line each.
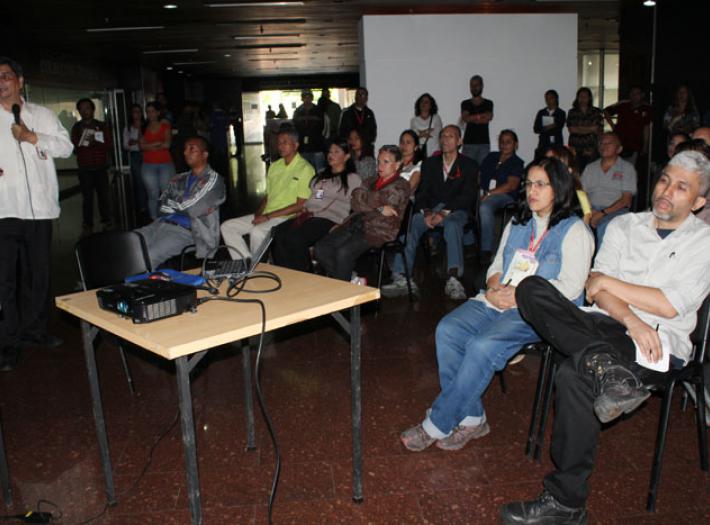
339 87 377 147
460 75 494 165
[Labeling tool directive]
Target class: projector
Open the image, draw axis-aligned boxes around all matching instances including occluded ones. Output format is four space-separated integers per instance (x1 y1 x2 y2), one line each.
96 279 198 323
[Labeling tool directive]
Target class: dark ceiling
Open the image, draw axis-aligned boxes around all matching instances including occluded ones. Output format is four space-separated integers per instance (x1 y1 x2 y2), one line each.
9 0 620 78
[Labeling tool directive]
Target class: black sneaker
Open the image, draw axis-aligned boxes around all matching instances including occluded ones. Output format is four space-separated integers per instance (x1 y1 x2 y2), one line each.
585 352 650 423
500 491 587 525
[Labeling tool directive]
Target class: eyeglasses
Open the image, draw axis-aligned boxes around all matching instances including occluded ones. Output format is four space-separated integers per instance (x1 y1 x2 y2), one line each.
0 72 17 81
524 180 552 189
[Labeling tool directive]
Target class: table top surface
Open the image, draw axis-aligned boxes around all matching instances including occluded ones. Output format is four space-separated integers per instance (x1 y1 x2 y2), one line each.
55 264 380 360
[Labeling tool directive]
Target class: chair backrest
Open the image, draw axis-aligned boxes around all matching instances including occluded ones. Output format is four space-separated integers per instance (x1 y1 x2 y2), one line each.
398 201 415 243
75 231 152 291
690 294 710 362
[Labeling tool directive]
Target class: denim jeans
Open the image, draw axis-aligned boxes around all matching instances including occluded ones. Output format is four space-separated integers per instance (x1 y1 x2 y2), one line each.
301 151 326 173
478 193 516 252
461 144 490 166
423 299 538 437
142 162 174 219
392 209 468 278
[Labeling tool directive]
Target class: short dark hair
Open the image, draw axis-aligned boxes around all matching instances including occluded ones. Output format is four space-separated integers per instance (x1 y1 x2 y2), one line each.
76 98 95 111
356 86 368 97
414 93 438 117
184 135 210 152
544 89 559 105
675 139 710 160
379 144 402 163
470 75 483 83
440 124 461 139
0 57 23 78
499 129 519 144
514 157 581 228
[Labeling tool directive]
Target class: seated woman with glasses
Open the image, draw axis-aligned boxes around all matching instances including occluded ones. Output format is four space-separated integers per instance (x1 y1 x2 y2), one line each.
314 145 410 281
400 157 594 452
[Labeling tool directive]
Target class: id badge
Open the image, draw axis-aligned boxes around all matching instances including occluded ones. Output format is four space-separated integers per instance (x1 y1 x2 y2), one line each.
304 136 310 145
315 189 325 199
488 179 497 191
501 249 539 287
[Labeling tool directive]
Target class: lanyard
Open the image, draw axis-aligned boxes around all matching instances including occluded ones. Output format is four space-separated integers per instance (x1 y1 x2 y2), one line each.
354 108 365 126
528 226 549 254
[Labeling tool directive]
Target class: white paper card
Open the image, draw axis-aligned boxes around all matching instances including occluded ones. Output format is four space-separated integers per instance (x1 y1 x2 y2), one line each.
94 131 104 143
501 249 539 287
634 330 670 372
542 115 554 127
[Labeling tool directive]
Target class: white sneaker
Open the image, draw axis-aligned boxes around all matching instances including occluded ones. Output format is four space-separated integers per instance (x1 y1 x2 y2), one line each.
444 276 467 300
381 273 418 297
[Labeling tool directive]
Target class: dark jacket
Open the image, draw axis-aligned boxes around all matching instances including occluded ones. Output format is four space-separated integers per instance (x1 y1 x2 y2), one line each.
350 176 410 247
339 105 377 145
415 154 478 214
533 107 566 152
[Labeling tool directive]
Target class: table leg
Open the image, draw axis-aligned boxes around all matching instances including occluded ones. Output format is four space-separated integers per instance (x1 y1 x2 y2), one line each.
81 321 116 505
0 414 11 506
175 356 203 525
241 341 256 451
349 305 363 503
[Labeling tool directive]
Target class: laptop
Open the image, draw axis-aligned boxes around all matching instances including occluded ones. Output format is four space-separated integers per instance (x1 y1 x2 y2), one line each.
204 231 273 280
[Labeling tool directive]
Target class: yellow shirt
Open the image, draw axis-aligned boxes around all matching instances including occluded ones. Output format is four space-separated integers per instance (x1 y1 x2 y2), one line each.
264 153 315 215
576 189 592 217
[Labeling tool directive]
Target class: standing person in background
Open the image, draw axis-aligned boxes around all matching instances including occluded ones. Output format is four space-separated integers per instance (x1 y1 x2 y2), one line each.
293 90 326 172
533 89 566 160
318 88 342 143
339 87 377 147
122 103 148 225
0 57 73 370
411 93 442 158
460 75 494 165
266 105 276 120
140 100 175 220
663 84 700 139
567 87 603 173
544 145 592 225
347 128 376 180
276 103 288 119
208 101 230 179
71 98 113 236
604 86 652 167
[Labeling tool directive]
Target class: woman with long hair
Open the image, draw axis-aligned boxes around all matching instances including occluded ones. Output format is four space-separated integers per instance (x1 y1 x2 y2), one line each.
314 145 411 281
347 128 376 180
122 103 148 222
398 129 424 194
567 87 603 173
400 157 593 452
140 100 175 219
271 140 362 271
411 93 443 157
663 84 700 137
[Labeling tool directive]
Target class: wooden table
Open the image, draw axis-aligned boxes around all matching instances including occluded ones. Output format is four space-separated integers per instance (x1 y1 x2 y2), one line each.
56 264 379 525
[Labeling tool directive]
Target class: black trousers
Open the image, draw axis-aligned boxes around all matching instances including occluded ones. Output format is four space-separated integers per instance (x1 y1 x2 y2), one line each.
78 167 111 226
314 224 371 281
0 219 53 348
515 276 667 508
271 216 335 272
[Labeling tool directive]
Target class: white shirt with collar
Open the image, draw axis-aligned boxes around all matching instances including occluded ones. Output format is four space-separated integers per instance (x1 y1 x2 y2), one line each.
0 100 73 220
589 211 710 363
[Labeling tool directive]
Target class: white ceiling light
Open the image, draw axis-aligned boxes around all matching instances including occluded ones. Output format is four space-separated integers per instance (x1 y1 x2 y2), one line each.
643 0 656 6
86 26 164 32
206 2 305 7
163 3 179 8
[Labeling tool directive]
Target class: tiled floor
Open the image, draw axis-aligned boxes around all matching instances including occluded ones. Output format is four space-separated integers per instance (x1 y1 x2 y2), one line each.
1 187 709 524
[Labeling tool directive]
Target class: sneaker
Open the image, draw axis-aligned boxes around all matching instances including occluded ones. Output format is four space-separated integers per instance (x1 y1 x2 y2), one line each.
586 352 651 423
400 423 436 452
444 276 466 300
381 273 418 297
509 353 526 365
435 421 490 451
500 490 588 525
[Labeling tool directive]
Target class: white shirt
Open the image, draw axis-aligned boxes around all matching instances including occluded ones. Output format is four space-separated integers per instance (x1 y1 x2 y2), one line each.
410 114 442 157
0 101 73 220
589 212 710 363
478 214 593 311
123 125 141 152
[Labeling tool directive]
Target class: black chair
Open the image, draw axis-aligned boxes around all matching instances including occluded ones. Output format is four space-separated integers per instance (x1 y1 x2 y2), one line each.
75 231 153 395
524 297 710 512
371 201 415 302
0 412 10 506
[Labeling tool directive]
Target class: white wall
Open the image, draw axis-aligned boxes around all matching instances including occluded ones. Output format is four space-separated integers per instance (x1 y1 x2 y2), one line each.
362 14 578 164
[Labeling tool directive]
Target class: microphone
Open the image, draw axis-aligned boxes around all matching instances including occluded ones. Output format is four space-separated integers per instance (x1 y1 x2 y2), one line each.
12 103 21 125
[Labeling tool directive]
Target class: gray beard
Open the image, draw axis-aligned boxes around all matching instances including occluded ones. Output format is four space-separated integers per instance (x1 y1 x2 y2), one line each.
652 207 672 221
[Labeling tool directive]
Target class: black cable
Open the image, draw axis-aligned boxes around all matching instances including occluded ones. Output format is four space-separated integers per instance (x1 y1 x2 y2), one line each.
16 138 36 221
226 271 282 298
198 293 281 524
77 409 180 525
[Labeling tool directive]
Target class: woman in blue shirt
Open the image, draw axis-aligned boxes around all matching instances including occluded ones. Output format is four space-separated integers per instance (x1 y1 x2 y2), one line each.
400 157 594 452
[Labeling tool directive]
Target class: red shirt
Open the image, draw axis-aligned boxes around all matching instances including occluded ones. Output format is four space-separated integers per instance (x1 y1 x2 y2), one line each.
608 102 652 153
142 122 172 164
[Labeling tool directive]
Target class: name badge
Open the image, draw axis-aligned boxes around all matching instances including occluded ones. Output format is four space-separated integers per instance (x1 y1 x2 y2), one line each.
95 131 105 143
612 171 624 180
501 249 539 287
303 136 309 145
488 179 497 191
315 189 325 199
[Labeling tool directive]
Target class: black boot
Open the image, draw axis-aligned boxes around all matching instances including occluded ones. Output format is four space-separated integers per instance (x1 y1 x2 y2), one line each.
585 351 651 423
500 490 587 525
